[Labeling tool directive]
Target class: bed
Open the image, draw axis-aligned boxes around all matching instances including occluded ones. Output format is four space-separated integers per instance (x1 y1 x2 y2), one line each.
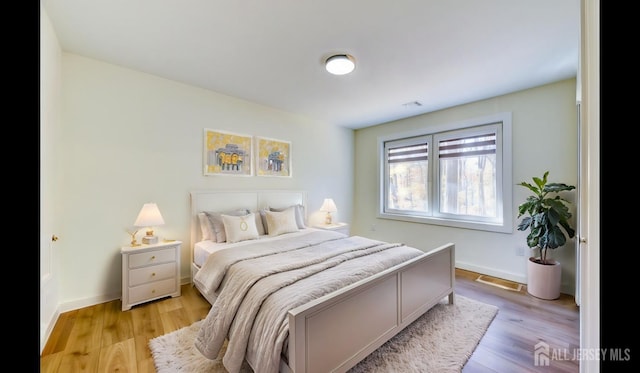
189 190 455 373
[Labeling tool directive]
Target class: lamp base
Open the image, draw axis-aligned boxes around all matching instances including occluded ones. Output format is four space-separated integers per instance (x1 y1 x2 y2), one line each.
325 213 333 225
142 235 159 244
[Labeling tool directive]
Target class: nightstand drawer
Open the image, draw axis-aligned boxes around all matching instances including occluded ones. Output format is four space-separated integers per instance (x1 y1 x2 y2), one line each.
129 248 175 268
128 278 177 304
129 262 176 287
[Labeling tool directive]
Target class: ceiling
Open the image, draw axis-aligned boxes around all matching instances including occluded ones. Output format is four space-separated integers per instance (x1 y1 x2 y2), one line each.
41 0 580 130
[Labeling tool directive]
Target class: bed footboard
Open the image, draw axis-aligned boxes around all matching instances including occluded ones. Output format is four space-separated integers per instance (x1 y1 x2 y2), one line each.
286 242 455 373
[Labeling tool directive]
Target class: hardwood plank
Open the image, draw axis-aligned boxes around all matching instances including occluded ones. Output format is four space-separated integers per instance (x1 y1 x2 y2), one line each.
155 295 183 314
101 299 134 348
64 303 105 355
136 356 157 373
40 351 64 373
159 307 192 334
98 338 138 373
179 285 211 324
57 348 100 373
131 303 165 340
134 334 155 373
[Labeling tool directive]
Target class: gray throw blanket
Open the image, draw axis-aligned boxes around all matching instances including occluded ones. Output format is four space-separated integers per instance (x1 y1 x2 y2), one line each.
193 230 422 373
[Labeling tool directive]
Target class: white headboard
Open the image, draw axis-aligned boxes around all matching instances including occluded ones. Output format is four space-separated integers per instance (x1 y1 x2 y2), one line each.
189 189 307 259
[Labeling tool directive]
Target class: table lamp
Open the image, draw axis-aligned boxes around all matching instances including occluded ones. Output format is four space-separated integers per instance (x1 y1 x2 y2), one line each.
134 203 165 244
320 198 337 225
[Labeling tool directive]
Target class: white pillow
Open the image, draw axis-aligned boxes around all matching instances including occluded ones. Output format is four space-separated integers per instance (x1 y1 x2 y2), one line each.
269 204 306 229
197 212 215 241
265 208 299 236
222 213 260 243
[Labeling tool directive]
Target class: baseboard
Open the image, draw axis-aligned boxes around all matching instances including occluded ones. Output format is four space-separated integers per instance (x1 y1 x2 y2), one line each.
58 292 121 314
456 261 576 298
455 261 526 284
57 277 194 314
475 274 523 291
41 310 60 355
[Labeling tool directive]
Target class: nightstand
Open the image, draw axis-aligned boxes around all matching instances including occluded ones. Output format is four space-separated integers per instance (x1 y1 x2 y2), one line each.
121 240 181 311
313 222 350 236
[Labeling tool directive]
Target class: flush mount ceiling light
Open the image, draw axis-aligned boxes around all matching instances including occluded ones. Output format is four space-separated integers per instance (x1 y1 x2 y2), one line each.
325 54 356 75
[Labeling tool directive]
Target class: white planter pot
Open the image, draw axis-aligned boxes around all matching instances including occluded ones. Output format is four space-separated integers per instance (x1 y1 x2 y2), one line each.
527 257 561 300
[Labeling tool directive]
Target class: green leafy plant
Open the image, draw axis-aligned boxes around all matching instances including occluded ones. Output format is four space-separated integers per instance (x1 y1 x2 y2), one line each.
516 171 576 265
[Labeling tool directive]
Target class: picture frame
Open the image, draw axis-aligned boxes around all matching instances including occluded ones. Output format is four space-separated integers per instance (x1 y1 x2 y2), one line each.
255 136 292 177
203 129 253 176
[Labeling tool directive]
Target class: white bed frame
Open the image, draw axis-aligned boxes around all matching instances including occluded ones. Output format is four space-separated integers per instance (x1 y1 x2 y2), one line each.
189 190 455 373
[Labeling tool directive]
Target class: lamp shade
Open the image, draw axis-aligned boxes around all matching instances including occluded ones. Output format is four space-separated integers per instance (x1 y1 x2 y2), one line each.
134 203 165 227
325 54 355 75
320 198 337 213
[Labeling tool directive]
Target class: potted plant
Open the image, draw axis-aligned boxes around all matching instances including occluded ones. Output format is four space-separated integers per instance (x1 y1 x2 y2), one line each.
517 171 576 300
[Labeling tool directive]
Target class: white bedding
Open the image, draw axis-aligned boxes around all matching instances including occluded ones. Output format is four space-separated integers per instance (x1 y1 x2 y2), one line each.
193 229 423 373
193 228 321 267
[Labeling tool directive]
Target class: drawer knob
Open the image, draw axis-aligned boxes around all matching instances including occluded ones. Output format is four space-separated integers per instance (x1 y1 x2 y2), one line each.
151 272 156 277
151 256 156 260
152 289 156 294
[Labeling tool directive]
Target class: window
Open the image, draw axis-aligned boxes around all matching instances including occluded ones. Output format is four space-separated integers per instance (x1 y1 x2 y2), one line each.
379 113 512 233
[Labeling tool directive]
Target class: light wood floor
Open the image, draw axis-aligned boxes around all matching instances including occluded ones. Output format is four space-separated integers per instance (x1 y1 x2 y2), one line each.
457 269 579 373
40 269 580 372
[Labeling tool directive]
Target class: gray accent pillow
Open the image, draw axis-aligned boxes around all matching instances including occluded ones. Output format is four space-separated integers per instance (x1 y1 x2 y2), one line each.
205 209 250 243
197 212 215 241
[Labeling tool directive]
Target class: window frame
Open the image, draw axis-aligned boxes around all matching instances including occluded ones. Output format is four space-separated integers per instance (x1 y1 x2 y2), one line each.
377 112 513 233
383 134 432 217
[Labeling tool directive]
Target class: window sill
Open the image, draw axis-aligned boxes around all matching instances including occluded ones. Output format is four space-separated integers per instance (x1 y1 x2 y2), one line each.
377 212 512 234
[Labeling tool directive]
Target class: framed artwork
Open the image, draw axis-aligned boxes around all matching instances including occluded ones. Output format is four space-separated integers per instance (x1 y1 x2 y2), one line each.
203 129 253 176
256 137 292 177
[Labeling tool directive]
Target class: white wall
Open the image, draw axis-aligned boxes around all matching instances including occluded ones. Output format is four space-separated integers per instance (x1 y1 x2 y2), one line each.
353 79 578 294
53 53 354 312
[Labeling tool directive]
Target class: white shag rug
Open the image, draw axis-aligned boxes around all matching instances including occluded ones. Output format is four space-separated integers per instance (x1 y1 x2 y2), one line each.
149 295 498 373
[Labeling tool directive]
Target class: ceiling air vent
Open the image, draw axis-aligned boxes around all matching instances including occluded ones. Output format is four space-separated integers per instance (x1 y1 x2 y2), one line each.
402 101 423 108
